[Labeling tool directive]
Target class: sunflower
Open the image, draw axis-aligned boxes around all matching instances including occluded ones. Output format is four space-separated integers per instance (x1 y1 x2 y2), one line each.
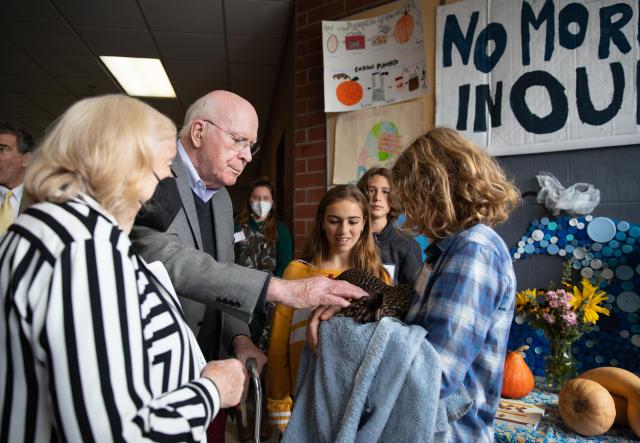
516 288 537 312
572 279 610 324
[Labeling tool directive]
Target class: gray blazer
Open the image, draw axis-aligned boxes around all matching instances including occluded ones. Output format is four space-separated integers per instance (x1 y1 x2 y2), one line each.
131 153 268 358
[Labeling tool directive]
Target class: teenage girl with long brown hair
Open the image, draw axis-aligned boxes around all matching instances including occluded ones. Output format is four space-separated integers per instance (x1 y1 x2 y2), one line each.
266 185 389 434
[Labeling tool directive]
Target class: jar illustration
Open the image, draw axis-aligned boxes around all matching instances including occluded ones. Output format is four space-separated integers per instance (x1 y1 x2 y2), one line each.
408 72 419 91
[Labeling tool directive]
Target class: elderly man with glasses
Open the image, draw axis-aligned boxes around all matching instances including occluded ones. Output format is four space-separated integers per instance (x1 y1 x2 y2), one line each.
131 90 365 438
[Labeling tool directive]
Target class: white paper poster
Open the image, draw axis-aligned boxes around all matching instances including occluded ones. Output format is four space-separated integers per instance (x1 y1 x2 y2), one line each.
333 100 425 184
435 0 640 156
323 0 428 112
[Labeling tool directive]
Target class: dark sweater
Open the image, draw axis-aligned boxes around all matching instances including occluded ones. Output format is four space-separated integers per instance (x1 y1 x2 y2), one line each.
373 221 423 287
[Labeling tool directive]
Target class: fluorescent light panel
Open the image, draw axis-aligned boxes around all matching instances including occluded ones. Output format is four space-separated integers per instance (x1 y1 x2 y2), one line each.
100 56 176 98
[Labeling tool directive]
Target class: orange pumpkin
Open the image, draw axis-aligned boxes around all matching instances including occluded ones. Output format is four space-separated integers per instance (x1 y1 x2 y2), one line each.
559 378 616 436
501 345 535 398
336 77 363 106
394 12 414 44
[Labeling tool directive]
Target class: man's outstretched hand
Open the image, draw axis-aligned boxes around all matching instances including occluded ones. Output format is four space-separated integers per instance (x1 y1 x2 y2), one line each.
267 276 366 309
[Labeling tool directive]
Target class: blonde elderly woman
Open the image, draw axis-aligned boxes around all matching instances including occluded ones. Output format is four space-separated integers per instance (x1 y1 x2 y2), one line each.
0 95 245 442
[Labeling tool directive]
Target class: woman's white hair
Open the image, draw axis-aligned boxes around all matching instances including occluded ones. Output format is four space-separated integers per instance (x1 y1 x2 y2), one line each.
25 94 176 222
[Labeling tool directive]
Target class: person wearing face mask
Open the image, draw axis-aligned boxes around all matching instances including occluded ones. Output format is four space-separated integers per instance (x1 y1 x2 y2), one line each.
0 95 246 442
235 177 292 281
131 91 366 441
234 176 292 348
233 177 292 441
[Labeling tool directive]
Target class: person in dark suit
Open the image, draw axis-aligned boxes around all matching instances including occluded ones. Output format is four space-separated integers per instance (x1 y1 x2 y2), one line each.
0 122 35 234
130 91 365 437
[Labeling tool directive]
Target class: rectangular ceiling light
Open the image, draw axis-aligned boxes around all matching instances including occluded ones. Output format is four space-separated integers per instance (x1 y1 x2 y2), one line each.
100 56 176 98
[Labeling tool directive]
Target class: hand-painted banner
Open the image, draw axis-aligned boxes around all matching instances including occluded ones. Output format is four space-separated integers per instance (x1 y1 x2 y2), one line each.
435 0 640 156
323 0 427 112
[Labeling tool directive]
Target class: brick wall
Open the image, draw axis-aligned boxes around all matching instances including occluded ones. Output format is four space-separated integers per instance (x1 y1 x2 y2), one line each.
293 0 391 255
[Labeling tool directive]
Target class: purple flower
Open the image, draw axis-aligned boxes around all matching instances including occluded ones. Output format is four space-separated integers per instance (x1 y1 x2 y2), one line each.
561 311 577 326
542 312 556 324
548 299 560 308
556 289 572 306
545 290 560 308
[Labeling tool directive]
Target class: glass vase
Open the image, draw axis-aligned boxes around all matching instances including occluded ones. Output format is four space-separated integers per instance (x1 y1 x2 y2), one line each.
543 337 577 393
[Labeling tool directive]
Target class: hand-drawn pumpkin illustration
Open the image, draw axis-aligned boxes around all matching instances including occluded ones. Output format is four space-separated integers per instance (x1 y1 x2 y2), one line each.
335 75 363 106
394 11 414 44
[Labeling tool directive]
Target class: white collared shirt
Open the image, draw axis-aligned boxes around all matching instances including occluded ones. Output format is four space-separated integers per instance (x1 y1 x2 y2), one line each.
177 140 218 202
0 183 23 222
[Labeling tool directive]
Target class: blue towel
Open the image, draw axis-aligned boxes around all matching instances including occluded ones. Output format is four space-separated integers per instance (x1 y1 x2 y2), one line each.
283 317 472 443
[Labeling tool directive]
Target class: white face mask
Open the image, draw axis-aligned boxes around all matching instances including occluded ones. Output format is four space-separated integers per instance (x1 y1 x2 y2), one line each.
251 200 272 218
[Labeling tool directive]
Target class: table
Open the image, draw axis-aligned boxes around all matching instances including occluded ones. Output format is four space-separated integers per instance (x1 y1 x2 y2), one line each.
494 384 639 442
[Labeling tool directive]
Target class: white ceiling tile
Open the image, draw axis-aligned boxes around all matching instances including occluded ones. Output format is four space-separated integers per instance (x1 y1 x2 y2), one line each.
228 82 274 103
155 32 225 61
24 93 77 108
0 0 291 154
0 52 49 76
164 60 228 84
3 106 53 119
229 64 278 85
32 53 106 77
77 27 158 57
1 23 89 54
57 76 122 95
0 75 67 94
0 34 19 52
2 0 65 24
173 82 228 101
141 98 184 114
0 91 31 106
227 36 283 65
45 108 72 120
226 0 290 38
139 0 223 34
52 0 147 29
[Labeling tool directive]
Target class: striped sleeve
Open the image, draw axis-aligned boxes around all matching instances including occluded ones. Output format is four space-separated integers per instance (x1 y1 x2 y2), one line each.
44 238 218 442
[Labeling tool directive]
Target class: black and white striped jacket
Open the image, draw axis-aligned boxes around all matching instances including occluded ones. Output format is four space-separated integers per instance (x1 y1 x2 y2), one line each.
0 195 220 442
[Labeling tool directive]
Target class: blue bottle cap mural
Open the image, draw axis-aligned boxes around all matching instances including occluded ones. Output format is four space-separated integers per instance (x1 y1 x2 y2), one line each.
509 215 640 376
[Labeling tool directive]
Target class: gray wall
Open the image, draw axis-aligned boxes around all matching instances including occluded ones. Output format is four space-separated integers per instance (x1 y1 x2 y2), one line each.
494 143 640 289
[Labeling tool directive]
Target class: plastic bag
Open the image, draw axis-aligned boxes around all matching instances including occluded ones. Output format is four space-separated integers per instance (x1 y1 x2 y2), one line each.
536 171 600 215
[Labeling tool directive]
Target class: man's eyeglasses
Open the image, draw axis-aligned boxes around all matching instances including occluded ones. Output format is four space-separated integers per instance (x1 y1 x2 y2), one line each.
201 119 260 156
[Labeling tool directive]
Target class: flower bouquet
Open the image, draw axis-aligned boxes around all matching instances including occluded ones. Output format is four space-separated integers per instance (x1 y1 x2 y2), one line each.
515 262 610 392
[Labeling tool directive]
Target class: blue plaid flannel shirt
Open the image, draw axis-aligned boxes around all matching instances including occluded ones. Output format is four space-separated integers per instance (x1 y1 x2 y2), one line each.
405 224 516 442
